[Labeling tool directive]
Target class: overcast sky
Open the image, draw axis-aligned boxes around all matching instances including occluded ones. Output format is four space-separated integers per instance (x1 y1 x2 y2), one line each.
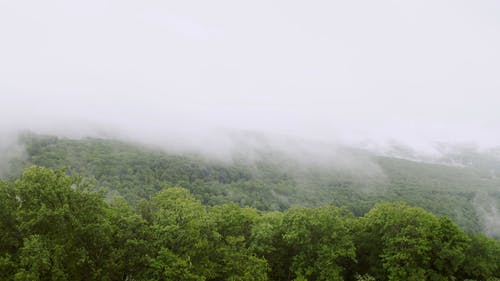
1 0 499 146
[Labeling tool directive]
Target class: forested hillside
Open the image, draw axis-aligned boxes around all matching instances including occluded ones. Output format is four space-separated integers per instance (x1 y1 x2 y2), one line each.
3 0 499 279
5 133 500 235
1 166 500 280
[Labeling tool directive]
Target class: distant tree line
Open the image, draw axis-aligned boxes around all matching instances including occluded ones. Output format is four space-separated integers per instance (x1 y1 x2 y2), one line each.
1 166 499 281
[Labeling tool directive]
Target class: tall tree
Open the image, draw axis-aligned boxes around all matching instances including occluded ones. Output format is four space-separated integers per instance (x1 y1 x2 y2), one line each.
14 166 111 281
146 187 214 280
280 206 355 281
208 203 268 281
356 202 469 281
105 196 150 281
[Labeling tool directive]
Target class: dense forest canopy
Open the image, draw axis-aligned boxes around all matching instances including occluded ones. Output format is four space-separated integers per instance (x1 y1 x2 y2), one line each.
4 133 500 235
3 0 500 279
1 166 500 281
1 134 500 280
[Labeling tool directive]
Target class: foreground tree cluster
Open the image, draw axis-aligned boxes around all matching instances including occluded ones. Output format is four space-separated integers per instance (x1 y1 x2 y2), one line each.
1 166 500 281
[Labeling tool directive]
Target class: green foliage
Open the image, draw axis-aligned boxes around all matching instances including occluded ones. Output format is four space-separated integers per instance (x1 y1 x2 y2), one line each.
250 211 287 281
355 274 376 281
12 133 500 234
280 207 355 281
457 233 500 280
105 196 150 280
14 235 55 281
3 135 500 280
148 187 214 280
356 203 471 281
14 166 112 280
147 248 204 281
208 204 268 281
0 179 19 255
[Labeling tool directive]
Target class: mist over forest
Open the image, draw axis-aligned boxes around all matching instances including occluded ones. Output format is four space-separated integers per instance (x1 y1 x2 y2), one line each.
2 131 500 280
2 0 500 280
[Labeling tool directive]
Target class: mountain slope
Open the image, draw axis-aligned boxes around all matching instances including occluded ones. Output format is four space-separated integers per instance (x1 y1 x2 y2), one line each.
5 133 500 234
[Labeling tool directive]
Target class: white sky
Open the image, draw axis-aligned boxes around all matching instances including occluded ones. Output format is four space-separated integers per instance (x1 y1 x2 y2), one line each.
1 0 500 146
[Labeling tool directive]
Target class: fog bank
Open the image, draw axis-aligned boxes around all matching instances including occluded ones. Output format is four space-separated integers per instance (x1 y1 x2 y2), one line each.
1 0 500 149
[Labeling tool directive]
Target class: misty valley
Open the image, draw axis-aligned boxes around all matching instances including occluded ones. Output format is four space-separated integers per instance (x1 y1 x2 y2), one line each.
3 0 500 279
1 133 500 281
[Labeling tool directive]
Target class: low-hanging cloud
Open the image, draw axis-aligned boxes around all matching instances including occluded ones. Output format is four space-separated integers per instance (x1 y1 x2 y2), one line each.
1 0 500 150
473 192 500 238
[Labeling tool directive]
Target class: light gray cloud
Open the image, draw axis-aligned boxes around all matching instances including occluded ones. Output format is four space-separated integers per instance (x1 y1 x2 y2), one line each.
1 0 500 146
473 192 500 238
